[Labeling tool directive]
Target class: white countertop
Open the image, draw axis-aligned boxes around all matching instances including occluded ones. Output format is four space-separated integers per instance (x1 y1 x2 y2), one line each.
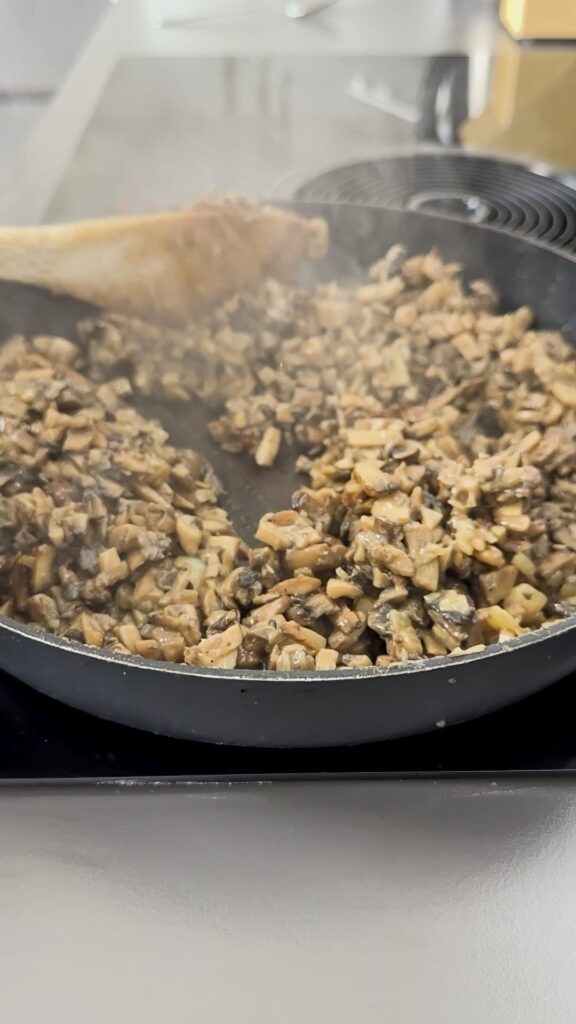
3 778 575 1024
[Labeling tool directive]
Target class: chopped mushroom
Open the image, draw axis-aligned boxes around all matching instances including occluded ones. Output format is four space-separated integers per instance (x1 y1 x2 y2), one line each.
184 623 243 668
254 426 282 467
276 644 315 671
315 648 339 670
1 237 576 668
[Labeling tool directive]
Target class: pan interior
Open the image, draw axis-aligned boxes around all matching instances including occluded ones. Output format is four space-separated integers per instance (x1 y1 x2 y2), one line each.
1 205 576 747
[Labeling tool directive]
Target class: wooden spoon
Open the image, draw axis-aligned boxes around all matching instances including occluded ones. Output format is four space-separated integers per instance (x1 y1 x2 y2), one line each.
0 200 328 537
0 200 327 328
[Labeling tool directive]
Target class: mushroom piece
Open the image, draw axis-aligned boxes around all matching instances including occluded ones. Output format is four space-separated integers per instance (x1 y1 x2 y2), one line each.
184 623 243 669
424 590 475 644
2 231 576 669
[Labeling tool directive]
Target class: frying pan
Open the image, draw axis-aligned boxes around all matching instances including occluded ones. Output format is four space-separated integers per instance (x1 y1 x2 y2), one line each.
0 201 575 748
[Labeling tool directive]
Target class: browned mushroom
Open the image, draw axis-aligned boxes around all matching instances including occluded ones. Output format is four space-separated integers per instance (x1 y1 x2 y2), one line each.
1 233 576 668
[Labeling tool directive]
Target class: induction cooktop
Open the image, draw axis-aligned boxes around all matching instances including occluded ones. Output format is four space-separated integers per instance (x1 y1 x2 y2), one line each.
1 666 576 782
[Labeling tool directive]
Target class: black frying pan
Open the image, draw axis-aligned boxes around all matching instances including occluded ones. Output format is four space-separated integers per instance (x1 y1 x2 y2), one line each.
0 202 575 748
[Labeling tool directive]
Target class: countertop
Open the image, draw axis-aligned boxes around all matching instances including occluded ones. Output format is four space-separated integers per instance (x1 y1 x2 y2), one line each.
2 778 576 1023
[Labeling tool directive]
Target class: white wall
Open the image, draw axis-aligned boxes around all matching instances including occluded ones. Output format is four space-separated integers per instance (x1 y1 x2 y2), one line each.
0 0 106 93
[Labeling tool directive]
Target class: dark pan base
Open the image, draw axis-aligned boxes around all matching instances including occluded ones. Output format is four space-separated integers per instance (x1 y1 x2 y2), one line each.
0 616 574 746
1 202 576 746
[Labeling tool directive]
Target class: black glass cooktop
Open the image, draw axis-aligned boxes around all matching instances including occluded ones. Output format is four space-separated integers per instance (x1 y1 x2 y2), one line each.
1 669 576 781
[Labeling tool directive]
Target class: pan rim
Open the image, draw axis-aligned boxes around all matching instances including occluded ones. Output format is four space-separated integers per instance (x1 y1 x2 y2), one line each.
1 610 575 683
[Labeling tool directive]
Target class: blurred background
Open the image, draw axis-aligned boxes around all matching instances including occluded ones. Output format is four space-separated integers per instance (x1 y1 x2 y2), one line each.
2 0 576 232
0 0 106 183
0 0 499 207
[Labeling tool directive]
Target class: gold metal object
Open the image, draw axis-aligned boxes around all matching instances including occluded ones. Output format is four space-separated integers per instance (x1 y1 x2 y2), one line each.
462 29 576 170
500 0 576 40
